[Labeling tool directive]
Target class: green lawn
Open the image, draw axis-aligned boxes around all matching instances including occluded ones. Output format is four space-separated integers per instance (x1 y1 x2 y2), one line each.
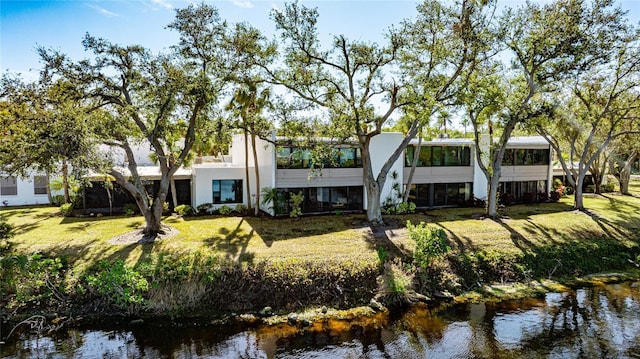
3 179 640 273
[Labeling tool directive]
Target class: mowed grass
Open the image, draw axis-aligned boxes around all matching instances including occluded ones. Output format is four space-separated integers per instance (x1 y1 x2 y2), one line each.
3 179 640 272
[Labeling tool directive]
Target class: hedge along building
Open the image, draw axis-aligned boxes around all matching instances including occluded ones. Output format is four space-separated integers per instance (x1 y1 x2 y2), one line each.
1 133 553 215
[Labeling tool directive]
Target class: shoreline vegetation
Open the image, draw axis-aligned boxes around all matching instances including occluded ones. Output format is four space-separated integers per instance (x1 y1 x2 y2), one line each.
1 182 640 340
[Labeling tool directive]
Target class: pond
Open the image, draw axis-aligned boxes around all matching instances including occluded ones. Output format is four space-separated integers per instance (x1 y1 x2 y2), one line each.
2 282 640 358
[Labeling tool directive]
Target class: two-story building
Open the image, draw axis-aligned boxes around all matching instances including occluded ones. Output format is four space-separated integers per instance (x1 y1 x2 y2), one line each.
1 133 553 215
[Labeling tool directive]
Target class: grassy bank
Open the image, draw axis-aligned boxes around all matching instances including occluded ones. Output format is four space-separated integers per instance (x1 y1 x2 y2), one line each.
1 181 640 321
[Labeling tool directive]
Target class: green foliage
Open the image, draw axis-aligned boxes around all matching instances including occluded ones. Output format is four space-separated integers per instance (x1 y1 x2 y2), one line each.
0 217 13 240
377 246 389 265
261 187 285 215
196 203 213 215
162 201 170 215
51 194 65 206
234 204 247 215
289 191 304 218
174 204 194 216
602 182 615 193
0 254 66 312
376 258 415 307
407 221 450 268
59 203 74 217
122 203 138 216
85 259 148 309
218 205 232 216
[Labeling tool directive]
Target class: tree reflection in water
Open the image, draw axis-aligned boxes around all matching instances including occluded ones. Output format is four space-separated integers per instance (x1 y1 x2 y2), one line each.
2 282 640 358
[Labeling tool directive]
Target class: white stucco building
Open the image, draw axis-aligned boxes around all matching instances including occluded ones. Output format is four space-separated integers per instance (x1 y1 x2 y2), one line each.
1 133 553 215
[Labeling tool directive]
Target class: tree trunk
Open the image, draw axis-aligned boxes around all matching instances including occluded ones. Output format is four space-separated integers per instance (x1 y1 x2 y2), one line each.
143 176 171 236
170 177 178 210
45 170 52 204
574 173 585 210
403 135 422 203
61 158 71 204
619 170 630 195
361 147 383 224
244 130 252 211
487 172 500 218
251 132 260 216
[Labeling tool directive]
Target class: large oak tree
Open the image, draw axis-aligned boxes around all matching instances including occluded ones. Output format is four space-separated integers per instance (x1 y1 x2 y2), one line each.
39 4 272 237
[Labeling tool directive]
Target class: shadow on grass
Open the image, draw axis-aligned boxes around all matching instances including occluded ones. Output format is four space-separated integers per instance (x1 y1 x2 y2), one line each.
202 218 256 264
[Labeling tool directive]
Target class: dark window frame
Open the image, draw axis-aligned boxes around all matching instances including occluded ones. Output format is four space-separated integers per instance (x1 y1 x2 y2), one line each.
212 179 243 204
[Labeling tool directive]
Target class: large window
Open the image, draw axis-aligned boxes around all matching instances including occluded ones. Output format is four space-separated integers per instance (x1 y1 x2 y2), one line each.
277 186 364 214
212 180 243 204
277 146 362 169
405 145 471 167
34 176 48 195
0 176 17 196
503 149 550 166
499 180 548 202
407 182 472 207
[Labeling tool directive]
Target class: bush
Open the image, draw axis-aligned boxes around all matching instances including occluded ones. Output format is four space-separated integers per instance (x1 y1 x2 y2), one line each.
196 203 213 215
407 221 450 268
234 204 247 215
218 205 232 216
174 204 194 216
51 194 65 206
289 191 304 218
602 182 615 193
585 184 595 193
0 217 13 240
85 259 148 310
122 203 138 216
59 203 74 217
499 192 514 206
162 201 170 215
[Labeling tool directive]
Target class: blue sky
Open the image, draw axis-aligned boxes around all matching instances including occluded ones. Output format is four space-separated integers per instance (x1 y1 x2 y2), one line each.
1 0 639 82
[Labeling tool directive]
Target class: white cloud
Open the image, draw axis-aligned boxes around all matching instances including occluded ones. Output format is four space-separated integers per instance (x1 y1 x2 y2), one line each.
232 0 254 9
86 3 119 17
151 0 173 10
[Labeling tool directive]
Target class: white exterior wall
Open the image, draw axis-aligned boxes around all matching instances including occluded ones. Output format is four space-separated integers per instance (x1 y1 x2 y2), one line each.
276 168 363 188
192 166 246 210
0 172 63 206
229 133 276 214
367 132 404 209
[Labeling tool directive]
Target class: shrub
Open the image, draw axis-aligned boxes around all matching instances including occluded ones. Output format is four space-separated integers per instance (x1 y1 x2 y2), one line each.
51 194 65 206
499 192 514 205
396 202 416 214
585 184 596 193
162 201 170 215
376 259 415 307
289 191 304 218
174 204 194 216
407 221 450 268
218 205 232 216
59 203 74 217
196 203 213 215
0 217 13 240
602 182 615 193
234 204 247 215
85 259 148 310
122 203 138 215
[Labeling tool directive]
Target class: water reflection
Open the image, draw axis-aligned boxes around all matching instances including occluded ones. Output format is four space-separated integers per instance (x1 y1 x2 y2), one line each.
2 282 640 358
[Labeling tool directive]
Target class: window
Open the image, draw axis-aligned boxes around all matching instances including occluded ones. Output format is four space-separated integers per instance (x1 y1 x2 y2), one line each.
277 186 364 214
405 146 469 167
277 146 362 169
212 180 242 204
0 176 17 196
34 176 47 195
506 149 550 166
277 147 292 168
